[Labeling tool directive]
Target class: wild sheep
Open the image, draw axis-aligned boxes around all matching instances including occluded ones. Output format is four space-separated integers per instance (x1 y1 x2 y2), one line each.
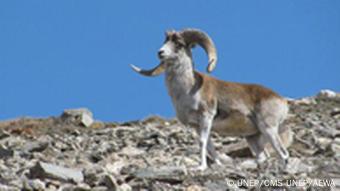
131 29 292 171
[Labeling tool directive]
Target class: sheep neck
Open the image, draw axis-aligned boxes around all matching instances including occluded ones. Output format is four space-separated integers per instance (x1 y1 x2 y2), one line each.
165 56 196 95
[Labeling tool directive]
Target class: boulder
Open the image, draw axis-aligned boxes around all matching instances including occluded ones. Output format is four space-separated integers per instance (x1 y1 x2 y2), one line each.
29 162 84 183
61 108 94 127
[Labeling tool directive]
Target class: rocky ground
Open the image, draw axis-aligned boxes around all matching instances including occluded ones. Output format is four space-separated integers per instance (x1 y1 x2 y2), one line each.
0 90 340 191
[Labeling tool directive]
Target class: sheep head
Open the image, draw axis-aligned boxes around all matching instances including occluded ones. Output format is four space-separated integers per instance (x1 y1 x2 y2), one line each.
131 28 217 76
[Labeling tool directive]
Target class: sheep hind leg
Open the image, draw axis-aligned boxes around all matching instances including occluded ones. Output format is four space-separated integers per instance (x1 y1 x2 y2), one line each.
246 133 269 164
257 123 289 166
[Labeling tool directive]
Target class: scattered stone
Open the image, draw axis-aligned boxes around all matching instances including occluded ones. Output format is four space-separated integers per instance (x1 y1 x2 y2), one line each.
0 90 339 190
29 162 84 183
240 159 258 170
117 183 132 191
23 179 46 191
91 186 108 191
181 156 199 167
333 178 340 189
334 138 340 144
62 185 91 191
222 140 252 157
134 166 186 184
61 108 94 127
83 166 105 186
204 180 237 191
292 97 316 105
186 185 202 191
284 157 315 174
58 183 90 191
0 145 14 159
331 108 340 117
0 129 10 140
105 161 126 175
119 146 145 157
218 154 234 165
22 141 49 153
98 174 117 190
330 143 340 156
317 89 338 98
45 184 58 191
315 125 340 138
90 121 106 129
317 137 332 150
0 184 19 191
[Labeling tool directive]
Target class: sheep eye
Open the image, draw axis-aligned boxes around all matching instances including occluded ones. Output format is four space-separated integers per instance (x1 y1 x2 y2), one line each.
176 42 184 49
175 38 186 48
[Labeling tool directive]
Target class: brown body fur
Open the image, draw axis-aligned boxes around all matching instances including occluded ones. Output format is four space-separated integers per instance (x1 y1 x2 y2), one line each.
195 72 292 150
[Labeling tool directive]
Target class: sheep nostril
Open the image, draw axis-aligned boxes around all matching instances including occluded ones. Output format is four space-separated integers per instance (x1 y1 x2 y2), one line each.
158 50 164 58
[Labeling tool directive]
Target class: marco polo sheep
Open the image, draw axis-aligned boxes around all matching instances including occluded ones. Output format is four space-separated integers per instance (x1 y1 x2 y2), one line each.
131 29 292 171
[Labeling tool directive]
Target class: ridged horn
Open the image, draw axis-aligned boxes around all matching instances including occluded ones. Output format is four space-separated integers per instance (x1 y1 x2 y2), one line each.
180 29 217 73
130 62 165 77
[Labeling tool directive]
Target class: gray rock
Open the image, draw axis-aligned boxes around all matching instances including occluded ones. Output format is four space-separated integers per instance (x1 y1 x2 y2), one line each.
117 183 132 191
292 97 316 105
331 108 340 117
240 159 258 170
0 129 10 140
119 146 145 157
61 108 94 127
317 137 332 150
22 141 49 153
204 180 237 191
45 184 58 191
91 186 108 191
331 143 340 157
71 183 91 191
337 121 340 130
58 183 91 191
317 89 338 98
134 166 186 183
185 185 202 191
0 145 14 159
284 158 315 174
315 125 340 138
333 178 340 189
22 179 46 191
29 162 84 183
334 138 340 145
83 166 105 186
222 140 252 157
105 161 126 175
0 184 20 191
98 174 117 190
218 153 234 165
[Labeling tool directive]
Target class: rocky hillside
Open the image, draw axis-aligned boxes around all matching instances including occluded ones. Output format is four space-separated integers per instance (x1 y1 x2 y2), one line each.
0 90 339 191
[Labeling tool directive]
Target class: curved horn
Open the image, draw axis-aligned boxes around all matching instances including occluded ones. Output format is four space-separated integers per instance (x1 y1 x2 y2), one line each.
130 62 165 77
180 29 217 73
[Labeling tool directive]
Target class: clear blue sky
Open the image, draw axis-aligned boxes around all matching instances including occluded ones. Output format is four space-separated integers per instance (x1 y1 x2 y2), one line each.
0 1 339 122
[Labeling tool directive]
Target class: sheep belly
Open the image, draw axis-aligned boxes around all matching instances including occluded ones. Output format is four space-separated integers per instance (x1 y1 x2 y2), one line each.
212 112 258 136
